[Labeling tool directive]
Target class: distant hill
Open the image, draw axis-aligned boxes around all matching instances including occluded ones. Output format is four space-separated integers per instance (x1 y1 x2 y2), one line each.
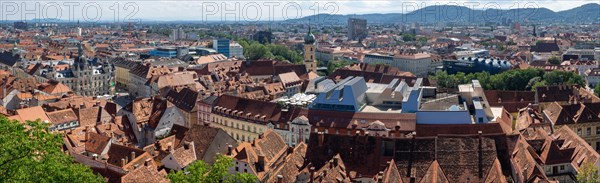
287 3 600 24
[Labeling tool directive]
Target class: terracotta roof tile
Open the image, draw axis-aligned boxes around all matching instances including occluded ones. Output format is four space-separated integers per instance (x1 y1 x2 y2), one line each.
46 108 78 125
85 132 111 155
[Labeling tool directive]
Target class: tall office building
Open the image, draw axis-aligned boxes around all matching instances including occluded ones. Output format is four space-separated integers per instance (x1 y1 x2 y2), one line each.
213 39 244 59
170 28 185 41
229 42 244 59
347 18 367 41
213 39 231 58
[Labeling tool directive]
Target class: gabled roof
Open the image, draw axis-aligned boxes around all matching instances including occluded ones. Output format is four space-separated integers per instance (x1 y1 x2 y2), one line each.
230 129 288 180
418 160 447 183
169 142 196 168
305 133 507 182
374 159 404 183
74 106 109 127
121 164 168 183
311 154 351 182
85 132 111 155
10 106 50 123
165 87 199 112
46 108 78 125
124 97 168 128
106 143 147 168
41 81 71 95
530 42 559 53
543 102 600 126
178 124 237 164
214 95 283 123
552 126 600 168
266 142 308 183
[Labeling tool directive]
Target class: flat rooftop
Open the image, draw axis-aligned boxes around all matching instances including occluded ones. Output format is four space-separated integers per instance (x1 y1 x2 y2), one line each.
420 95 465 111
361 105 402 113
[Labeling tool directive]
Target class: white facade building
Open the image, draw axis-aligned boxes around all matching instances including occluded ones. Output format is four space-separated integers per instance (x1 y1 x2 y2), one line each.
364 51 432 77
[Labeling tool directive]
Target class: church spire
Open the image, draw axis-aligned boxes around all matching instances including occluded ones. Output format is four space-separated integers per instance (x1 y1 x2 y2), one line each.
78 42 83 58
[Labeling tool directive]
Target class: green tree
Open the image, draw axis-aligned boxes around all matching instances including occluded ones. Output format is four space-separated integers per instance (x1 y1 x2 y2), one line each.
544 70 585 86
245 43 273 61
168 154 257 183
548 56 561 65
576 162 600 183
402 34 416 42
327 60 351 74
0 117 104 182
432 69 583 91
595 84 600 97
267 44 303 63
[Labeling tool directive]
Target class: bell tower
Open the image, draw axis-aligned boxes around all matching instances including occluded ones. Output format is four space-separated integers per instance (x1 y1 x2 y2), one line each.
303 26 317 73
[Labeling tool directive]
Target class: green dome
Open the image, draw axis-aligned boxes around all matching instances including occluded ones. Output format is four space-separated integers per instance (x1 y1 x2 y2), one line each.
304 27 316 45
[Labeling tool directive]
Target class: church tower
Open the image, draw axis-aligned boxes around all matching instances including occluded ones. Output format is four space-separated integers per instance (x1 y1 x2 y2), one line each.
303 26 317 73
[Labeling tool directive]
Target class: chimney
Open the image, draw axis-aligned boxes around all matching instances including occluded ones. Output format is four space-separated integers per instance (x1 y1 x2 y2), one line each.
257 155 265 171
168 145 174 152
121 158 126 166
183 141 190 149
333 156 339 167
227 144 233 155
276 175 283 183
309 167 315 183
478 131 483 179
318 132 324 147
145 158 152 166
287 146 294 155
410 167 416 182
154 141 161 151
131 151 136 161
377 171 384 183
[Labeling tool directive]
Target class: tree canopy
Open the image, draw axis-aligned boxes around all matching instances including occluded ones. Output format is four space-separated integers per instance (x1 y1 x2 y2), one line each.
402 34 416 42
168 154 257 183
548 56 562 65
327 60 351 74
431 69 585 91
0 117 105 182
576 162 600 183
237 39 303 63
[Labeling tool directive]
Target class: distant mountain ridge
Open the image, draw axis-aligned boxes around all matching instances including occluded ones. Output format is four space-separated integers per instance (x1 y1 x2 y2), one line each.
288 3 600 24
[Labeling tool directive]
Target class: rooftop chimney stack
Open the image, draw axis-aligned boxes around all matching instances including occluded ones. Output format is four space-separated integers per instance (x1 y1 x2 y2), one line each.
318 132 324 147
257 155 265 171
309 167 315 183
227 144 233 155
145 158 152 166
333 156 339 167
131 151 136 161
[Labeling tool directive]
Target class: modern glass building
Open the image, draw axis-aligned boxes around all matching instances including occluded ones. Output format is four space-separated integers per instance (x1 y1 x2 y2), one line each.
213 39 231 58
443 57 512 75
149 47 178 58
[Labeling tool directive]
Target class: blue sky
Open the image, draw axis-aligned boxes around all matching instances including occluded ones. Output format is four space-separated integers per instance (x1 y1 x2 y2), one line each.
1 0 596 22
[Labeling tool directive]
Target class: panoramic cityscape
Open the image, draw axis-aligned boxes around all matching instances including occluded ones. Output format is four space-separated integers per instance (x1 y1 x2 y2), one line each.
0 0 599 182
